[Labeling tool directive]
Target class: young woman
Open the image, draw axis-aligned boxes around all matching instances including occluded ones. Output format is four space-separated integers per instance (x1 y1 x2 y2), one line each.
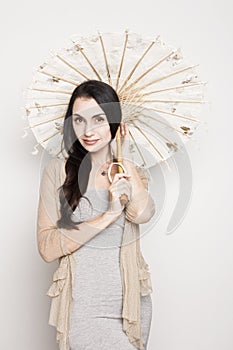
37 80 155 350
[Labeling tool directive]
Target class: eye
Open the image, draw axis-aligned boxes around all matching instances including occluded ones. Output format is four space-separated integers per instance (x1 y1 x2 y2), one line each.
95 116 105 122
74 116 83 123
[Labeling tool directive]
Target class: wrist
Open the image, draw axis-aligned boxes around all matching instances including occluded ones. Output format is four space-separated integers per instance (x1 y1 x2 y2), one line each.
104 209 122 223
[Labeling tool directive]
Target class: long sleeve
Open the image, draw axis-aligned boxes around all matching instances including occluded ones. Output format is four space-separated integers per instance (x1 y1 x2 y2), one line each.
37 159 72 263
124 166 155 224
37 158 116 263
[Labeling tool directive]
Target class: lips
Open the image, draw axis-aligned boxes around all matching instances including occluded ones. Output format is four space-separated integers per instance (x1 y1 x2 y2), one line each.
83 139 99 145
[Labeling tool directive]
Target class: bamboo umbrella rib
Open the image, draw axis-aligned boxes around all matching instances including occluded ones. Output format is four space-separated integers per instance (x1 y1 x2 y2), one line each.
119 88 142 102
120 50 175 94
119 41 156 93
121 87 205 104
127 64 199 94
123 106 142 121
55 148 63 158
70 39 103 81
128 128 147 166
120 86 146 101
121 102 145 119
120 87 145 117
146 106 201 122
27 102 68 109
120 86 145 100
55 53 92 80
136 119 174 144
119 74 149 108
98 32 112 86
120 83 145 107
122 100 147 119
116 31 129 92
29 115 64 128
24 96 69 101
131 121 165 160
123 104 145 122
121 88 149 116
121 80 143 100
138 99 206 103
30 87 72 95
38 69 80 86
135 117 191 147
123 104 142 120
141 82 207 96
121 96 144 119
40 129 61 144
122 95 201 123
139 112 191 136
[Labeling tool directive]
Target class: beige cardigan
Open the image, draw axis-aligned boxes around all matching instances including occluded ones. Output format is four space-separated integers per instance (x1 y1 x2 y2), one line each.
37 157 155 350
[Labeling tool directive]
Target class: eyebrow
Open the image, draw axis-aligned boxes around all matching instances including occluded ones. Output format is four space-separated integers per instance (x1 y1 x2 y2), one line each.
72 113 106 119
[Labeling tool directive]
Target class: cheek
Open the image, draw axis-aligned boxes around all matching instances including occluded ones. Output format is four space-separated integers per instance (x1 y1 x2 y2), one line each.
72 123 83 138
101 125 111 140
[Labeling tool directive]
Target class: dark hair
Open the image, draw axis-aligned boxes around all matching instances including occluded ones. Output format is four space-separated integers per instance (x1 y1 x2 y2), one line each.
56 80 122 229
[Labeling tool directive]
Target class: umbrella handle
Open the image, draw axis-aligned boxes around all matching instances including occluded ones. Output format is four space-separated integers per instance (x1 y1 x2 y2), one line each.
108 125 129 206
107 162 129 206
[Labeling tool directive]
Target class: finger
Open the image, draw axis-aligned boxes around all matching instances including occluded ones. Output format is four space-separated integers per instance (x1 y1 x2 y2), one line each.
114 178 132 194
116 188 131 200
111 173 131 185
122 122 127 137
119 122 122 132
111 176 131 188
113 173 131 182
125 123 129 135
120 122 124 137
122 124 130 141
111 183 130 195
124 122 127 135
114 184 131 198
117 177 132 187
114 172 131 177
118 182 132 195
123 122 126 136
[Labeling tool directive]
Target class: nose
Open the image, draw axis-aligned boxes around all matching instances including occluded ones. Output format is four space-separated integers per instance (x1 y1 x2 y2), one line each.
84 122 94 136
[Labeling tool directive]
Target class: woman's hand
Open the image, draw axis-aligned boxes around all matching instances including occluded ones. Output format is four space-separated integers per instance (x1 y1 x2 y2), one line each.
107 172 132 217
109 122 134 162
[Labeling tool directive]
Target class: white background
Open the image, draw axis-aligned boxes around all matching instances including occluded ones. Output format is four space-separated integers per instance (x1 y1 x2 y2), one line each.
1 0 232 349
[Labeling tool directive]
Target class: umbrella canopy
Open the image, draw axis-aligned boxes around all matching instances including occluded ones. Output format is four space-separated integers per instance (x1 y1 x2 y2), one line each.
22 29 207 169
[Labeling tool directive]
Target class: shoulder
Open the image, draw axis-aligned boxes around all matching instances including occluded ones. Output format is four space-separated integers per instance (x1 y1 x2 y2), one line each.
134 164 151 191
135 165 150 180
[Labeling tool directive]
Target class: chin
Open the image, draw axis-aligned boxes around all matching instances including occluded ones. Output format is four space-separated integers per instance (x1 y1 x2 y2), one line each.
81 142 101 151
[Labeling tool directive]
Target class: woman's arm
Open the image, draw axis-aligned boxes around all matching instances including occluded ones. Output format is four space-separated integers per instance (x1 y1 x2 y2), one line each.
110 122 155 224
123 159 156 224
37 160 119 263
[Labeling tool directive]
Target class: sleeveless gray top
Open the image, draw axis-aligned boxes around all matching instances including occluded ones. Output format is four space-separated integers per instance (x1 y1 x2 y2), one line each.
70 188 126 318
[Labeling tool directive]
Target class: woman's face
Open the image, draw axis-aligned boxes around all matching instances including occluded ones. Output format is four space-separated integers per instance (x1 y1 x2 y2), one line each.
72 97 112 152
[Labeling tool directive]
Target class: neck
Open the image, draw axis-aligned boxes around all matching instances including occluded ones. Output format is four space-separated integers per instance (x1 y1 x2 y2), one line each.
90 143 113 168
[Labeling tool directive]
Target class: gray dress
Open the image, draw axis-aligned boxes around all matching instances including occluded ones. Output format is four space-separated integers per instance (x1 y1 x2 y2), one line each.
68 188 152 350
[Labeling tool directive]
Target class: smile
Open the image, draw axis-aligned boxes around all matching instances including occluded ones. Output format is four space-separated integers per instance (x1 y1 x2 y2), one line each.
83 139 99 145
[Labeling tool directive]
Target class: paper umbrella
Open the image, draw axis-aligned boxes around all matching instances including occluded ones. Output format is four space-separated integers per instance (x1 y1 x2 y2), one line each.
22 30 208 170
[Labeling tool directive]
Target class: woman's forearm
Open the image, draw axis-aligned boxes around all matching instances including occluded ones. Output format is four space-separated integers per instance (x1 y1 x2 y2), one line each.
37 198 119 263
37 159 120 264
62 211 120 254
